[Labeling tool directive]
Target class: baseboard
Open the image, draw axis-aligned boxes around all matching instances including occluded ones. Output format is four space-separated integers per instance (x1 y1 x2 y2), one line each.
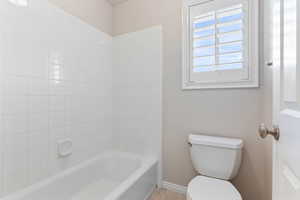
162 181 187 194
145 185 156 200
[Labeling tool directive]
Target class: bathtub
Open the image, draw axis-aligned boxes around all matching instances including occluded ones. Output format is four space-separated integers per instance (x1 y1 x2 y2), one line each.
1 152 158 200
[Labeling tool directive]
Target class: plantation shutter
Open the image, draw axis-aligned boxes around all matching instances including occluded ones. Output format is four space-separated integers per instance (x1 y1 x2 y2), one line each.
188 0 250 84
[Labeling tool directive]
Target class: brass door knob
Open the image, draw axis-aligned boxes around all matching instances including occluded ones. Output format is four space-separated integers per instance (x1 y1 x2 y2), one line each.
259 123 280 141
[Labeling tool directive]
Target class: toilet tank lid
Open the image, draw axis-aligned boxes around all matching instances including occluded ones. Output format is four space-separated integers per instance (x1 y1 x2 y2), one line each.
189 134 243 149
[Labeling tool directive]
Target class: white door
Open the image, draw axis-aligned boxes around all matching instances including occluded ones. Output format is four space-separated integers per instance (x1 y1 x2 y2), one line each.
264 0 300 199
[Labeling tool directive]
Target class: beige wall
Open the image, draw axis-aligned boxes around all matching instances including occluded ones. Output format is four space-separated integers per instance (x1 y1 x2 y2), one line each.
113 1 271 200
49 0 113 35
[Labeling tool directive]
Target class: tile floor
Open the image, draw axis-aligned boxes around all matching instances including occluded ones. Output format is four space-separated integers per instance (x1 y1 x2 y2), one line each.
149 189 186 200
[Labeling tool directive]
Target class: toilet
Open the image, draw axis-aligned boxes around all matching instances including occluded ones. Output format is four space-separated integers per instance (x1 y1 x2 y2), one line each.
187 134 244 200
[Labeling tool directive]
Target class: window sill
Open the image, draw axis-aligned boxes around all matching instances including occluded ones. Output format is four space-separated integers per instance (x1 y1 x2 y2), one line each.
182 81 259 90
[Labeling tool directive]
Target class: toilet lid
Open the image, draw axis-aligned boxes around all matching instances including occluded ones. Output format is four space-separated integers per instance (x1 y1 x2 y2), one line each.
187 176 242 200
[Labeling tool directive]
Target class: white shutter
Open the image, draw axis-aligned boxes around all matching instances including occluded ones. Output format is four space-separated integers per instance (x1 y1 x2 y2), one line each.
192 4 244 73
182 0 259 89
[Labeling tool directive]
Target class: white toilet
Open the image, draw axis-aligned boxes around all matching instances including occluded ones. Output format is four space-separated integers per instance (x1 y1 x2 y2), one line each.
187 134 244 200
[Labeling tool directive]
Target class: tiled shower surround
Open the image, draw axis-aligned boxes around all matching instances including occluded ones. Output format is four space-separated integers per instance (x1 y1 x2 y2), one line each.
0 0 162 198
0 0 162 199
0 0 113 195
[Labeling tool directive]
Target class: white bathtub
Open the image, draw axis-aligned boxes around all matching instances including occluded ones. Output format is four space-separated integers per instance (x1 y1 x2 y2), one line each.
1 152 158 200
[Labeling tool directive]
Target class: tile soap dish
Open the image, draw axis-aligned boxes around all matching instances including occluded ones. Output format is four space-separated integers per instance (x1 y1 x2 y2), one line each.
57 139 73 158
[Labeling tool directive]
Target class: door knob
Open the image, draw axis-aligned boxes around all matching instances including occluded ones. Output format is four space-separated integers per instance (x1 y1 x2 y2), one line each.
259 124 280 141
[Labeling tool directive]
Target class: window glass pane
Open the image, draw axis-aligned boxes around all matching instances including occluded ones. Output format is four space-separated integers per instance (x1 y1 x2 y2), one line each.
218 4 242 13
218 31 243 43
193 47 215 57
194 37 215 47
218 42 243 54
217 8 243 23
218 53 243 64
217 63 243 70
194 56 215 66
189 3 247 76
218 13 243 23
193 63 243 72
218 21 242 33
194 28 215 38
194 20 215 29
193 15 215 29
193 66 215 72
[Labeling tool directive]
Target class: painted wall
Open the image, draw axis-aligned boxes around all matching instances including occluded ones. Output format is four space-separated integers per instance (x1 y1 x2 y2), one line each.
113 1 270 200
0 0 113 196
49 0 113 35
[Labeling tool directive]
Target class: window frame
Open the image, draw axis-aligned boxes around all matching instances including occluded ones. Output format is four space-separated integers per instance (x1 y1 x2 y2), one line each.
182 0 259 89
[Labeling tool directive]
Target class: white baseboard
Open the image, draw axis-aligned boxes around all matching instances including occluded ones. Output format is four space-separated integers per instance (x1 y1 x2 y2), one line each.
145 185 156 200
162 181 187 194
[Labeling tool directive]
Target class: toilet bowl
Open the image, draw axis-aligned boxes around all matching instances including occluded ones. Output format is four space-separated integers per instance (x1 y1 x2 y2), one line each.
187 134 244 200
187 176 242 200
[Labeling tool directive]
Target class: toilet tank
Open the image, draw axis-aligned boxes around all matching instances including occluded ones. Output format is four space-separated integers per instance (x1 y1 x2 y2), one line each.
189 134 243 180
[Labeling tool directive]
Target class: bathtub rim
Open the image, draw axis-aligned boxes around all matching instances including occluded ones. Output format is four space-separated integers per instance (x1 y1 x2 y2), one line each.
0 151 158 200
104 155 157 200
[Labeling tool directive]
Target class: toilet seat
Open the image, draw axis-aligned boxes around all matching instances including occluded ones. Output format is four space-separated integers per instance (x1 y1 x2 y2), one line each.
187 176 242 200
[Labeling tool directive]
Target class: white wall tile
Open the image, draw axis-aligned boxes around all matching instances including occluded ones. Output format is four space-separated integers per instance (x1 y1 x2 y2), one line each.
29 79 49 96
49 80 65 96
2 96 29 115
3 77 29 96
49 96 65 112
49 112 65 130
29 133 50 184
49 63 65 81
112 26 162 169
29 96 49 114
0 1 161 198
3 133 29 194
0 120 4 195
3 115 29 134
0 0 113 196
29 113 49 132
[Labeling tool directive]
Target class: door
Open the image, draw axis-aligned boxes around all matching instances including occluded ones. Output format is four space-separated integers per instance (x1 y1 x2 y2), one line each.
264 0 300 200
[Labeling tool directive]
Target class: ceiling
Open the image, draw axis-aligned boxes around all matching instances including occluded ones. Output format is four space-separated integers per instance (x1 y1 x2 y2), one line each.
107 0 128 6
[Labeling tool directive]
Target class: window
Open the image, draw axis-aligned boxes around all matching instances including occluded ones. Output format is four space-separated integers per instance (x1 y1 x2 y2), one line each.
182 0 259 89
